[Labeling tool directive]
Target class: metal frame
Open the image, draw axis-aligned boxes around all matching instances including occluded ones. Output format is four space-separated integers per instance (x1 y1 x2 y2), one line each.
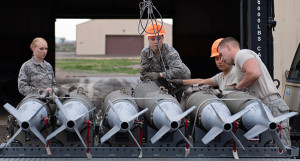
0 144 298 158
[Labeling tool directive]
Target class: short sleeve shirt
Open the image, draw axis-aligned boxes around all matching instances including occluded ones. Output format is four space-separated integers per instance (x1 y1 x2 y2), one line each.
234 49 278 99
211 66 239 90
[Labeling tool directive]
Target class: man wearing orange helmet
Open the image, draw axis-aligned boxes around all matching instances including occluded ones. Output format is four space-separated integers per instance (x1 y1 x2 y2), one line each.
168 38 238 90
140 22 191 99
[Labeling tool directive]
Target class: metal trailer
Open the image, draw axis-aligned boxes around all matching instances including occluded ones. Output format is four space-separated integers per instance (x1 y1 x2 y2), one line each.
0 85 298 159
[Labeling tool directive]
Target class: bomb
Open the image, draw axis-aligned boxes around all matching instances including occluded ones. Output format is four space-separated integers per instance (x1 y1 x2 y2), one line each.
184 89 249 149
222 91 297 151
133 81 196 145
46 88 95 151
101 89 148 149
4 94 52 147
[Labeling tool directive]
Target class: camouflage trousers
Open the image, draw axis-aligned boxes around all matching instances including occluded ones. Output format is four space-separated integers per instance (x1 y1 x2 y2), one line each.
263 97 291 146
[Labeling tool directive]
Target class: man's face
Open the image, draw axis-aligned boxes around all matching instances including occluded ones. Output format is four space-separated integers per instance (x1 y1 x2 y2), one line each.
214 56 231 71
148 35 164 51
218 45 234 65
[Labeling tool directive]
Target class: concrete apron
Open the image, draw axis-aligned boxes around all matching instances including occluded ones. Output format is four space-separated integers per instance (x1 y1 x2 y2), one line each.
56 77 140 109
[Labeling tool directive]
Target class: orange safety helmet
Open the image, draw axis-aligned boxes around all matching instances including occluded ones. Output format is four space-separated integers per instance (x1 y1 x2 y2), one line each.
211 38 224 58
145 22 166 37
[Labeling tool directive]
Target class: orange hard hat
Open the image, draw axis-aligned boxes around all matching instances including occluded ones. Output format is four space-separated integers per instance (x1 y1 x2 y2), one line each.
145 22 166 37
211 38 224 57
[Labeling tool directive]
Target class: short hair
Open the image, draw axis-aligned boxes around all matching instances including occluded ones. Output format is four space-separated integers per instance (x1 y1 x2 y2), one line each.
30 37 47 51
218 37 240 49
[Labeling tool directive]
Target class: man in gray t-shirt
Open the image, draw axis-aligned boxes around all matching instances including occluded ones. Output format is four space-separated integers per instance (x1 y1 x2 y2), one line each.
218 37 291 146
168 38 239 90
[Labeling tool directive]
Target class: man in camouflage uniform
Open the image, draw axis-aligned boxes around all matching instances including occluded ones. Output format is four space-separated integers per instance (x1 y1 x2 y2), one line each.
18 37 55 96
140 22 190 100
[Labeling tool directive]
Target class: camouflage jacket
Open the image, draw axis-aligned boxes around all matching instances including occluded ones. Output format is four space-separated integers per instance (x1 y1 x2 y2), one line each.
18 57 56 96
140 43 191 94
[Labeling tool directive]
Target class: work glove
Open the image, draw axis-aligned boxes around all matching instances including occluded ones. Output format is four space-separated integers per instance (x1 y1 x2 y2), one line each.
167 79 183 85
144 72 160 81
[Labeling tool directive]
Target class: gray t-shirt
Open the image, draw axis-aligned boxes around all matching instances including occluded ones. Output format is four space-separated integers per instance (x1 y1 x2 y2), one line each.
234 49 278 99
211 66 239 90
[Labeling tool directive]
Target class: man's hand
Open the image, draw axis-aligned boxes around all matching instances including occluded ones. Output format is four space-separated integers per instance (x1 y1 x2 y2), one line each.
223 86 237 91
144 72 160 80
167 79 183 85
44 88 52 92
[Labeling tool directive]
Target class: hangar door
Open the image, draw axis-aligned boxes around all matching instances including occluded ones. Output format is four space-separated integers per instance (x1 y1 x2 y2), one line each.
106 35 144 56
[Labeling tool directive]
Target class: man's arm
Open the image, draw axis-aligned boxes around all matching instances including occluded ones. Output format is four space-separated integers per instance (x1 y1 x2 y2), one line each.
236 58 261 90
163 47 191 79
168 78 216 86
182 78 216 86
140 51 151 81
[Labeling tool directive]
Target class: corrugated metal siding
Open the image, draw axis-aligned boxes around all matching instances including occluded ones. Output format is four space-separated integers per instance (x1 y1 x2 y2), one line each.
106 35 144 56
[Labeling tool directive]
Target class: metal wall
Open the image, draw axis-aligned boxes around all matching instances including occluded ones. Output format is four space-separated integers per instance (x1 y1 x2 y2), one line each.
173 0 240 78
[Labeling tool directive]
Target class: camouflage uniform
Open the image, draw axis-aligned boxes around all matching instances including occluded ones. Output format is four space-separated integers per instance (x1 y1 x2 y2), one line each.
18 57 56 96
140 43 191 99
263 97 291 146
